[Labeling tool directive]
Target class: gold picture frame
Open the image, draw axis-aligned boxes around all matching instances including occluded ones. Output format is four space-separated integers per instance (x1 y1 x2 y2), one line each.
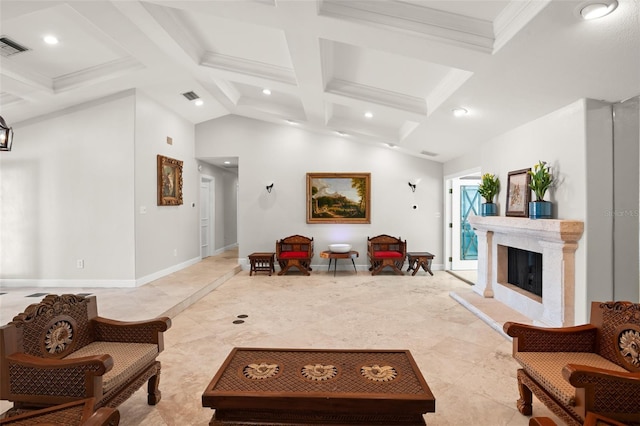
506 168 531 217
157 155 183 206
306 172 371 224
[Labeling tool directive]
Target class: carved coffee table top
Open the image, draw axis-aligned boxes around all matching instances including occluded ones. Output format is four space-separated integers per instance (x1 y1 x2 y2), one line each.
202 347 435 415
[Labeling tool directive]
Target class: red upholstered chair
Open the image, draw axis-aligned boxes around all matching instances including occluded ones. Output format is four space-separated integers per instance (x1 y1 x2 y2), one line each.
276 235 314 275
367 234 406 275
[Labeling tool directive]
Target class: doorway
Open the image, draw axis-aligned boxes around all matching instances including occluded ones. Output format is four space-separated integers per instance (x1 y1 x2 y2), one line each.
446 170 481 271
200 175 215 258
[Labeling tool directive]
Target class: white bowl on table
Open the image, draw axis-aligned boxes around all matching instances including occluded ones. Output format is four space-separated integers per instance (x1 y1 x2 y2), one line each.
328 244 352 253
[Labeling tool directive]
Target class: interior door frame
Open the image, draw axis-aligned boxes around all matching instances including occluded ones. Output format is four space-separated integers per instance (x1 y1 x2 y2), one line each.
444 167 481 271
200 174 215 259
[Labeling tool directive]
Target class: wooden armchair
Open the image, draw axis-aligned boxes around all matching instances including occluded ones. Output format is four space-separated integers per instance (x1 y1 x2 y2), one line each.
530 412 629 426
367 234 406 275
504 301 640 426
0 294 171 412
276 235 314 275
0 398 119 426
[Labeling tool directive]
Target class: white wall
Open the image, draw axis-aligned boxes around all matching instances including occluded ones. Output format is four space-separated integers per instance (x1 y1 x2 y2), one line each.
195 116 443 270
444 99 617 323
0 93 137 285
134 92 201 283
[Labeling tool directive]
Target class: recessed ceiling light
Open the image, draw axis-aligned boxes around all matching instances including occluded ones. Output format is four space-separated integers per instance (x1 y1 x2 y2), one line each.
286 119 297 125
364 111 373 119
262 88 271 95
43 35 59 45
223 161 231 165
386 143 396 148
452 108 468 117
194 99 204 106
336 131 348 136
580 0 618 19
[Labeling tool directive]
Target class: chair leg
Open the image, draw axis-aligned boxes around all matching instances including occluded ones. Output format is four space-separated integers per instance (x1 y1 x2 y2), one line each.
147 367 162 405
517 369 533 416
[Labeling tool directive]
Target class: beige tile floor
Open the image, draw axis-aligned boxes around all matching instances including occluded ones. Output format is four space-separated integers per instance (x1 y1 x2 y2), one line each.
0 250 559 425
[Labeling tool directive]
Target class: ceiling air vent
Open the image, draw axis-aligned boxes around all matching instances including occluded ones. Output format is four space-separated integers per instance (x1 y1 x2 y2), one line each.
182 91 200 101
0 36 29 57
420 150 438 157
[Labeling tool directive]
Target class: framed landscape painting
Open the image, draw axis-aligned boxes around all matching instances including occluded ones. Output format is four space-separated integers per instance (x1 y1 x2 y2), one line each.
306 173 371 224
506 168 531 217
157 155 183 206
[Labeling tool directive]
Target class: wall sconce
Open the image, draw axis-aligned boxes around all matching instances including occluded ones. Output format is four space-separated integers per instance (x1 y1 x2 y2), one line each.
0 115 14 152
408 182 416 192
266 182 274 193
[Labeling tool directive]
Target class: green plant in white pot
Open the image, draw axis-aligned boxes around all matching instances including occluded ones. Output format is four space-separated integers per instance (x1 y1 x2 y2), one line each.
477 173 500 216
527 161 553 219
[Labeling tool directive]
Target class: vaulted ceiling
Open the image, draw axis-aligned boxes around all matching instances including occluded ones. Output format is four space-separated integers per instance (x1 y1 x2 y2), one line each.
1 0 638 163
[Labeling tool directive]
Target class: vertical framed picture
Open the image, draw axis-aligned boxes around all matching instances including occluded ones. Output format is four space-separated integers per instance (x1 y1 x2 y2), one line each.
306 172 371 224
157 155 183 206
506 168 531 217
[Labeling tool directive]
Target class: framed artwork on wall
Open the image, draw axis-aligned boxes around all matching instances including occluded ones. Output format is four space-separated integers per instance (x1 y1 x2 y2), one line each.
306 172 371 224
506 168 531 217
157 155 183 206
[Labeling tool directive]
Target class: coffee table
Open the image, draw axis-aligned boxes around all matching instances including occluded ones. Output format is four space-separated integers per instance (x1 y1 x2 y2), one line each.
202 347 435 425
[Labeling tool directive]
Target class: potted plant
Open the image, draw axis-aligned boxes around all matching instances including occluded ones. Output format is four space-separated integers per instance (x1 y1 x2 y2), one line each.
527 160 553 219
477 173 500 216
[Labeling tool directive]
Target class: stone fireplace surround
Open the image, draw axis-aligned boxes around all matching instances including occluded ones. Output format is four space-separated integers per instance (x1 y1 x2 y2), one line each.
467 216 584 327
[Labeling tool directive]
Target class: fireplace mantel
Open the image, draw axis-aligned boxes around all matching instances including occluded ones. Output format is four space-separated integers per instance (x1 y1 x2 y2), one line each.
468 216 584 244
467 215 584 327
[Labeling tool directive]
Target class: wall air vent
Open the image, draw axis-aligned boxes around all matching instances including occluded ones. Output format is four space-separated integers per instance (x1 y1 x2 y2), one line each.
182 91 200 101
420 150 438 157
0 36 30 57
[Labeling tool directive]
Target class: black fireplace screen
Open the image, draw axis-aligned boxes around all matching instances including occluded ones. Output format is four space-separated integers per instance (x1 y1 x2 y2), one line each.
507 247 542 297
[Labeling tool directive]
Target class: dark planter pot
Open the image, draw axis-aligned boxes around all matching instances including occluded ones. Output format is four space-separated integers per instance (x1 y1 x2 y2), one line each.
529 201 552 219
481 203 498 216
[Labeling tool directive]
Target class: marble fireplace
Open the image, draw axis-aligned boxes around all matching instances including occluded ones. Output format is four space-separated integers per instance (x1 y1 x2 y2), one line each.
467 216 584 327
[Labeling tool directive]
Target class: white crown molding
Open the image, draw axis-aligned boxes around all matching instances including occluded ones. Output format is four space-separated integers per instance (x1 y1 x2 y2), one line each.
426 68 474 115
201 52 297 86
53 57 145 93
493 0 552 53
319 0 494 53
0 60 53 93
326 78 427 117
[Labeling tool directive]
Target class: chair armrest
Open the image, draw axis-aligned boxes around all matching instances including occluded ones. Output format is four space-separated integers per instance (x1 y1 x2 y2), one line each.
85 406 120 426
563 364 640 414
92 316 171 345
5 353 112 399
503 322 597 352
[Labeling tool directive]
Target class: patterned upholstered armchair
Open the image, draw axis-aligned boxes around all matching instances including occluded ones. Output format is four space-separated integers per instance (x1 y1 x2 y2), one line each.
504 301 640 426
0 294 171 412
276 235 314 275
0 398 119 425
367 234 406 275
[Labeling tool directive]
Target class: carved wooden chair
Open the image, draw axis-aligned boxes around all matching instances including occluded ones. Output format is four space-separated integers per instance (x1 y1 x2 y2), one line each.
530 412 629 426
367 234 406 275
0 398 119 426
504 301 640 426
0 294 171 412
276 235 314 275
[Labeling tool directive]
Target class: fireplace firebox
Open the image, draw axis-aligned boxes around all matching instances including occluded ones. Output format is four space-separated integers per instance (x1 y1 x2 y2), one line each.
507 247 542 297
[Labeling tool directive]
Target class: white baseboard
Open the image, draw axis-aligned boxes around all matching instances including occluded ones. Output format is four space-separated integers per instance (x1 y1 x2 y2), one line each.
135 256 201 287
0 256 203 289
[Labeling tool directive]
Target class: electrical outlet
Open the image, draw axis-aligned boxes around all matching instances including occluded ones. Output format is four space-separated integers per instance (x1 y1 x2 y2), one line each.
76 259 84 269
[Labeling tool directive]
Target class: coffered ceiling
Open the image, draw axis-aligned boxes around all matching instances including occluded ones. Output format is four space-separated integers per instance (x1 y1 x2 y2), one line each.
1 0 638 163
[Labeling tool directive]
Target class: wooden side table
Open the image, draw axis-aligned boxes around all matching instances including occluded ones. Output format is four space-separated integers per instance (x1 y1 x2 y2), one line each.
406 252 435 276
248 252 275 276
319 250 359 276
